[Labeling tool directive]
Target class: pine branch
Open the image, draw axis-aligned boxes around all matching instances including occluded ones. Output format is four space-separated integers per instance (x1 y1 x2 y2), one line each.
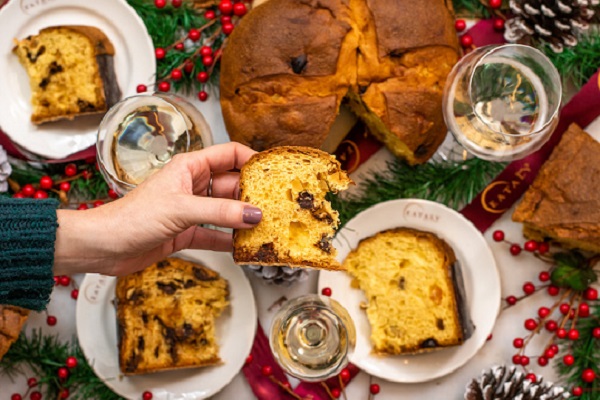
331 157 505 227
452 0 492 18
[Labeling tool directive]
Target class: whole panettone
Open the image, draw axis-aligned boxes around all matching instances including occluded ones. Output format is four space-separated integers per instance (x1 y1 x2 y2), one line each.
221 0 459 165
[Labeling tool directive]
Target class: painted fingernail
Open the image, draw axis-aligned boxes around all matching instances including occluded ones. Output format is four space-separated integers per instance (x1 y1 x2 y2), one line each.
243 207 262 224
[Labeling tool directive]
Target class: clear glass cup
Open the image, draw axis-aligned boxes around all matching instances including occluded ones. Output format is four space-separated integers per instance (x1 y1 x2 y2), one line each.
96 93 212 196
442 44 562 162
269 294 356 382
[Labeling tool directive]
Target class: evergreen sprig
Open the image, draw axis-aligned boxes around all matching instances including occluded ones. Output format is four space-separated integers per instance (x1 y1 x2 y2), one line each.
452 0 493 18
554 301 600 399
0 330 124 400
331 157 505 227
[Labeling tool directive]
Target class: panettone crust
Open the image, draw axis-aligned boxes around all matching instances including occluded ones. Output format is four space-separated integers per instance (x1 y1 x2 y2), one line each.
0 305 29 361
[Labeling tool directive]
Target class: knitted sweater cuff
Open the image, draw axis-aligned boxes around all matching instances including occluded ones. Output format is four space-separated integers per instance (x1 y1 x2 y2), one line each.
0 198 59 311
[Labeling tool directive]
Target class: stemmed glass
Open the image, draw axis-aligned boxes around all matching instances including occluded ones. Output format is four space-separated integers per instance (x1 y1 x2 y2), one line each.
269 294 356 382
96 93 212 196
441 44 562 162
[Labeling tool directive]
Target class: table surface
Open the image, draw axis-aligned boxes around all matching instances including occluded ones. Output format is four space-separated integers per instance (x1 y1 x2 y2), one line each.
2 88 600 400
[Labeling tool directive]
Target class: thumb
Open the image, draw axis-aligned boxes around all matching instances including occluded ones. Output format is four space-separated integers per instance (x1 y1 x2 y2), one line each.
176 196 262 229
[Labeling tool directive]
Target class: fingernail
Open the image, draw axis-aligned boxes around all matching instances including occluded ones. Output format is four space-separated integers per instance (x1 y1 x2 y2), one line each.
243 207 262 224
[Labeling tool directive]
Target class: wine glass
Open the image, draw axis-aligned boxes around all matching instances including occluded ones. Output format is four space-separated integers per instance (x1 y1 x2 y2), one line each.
441 44 562 162
269 294 356 382
96 93 213 196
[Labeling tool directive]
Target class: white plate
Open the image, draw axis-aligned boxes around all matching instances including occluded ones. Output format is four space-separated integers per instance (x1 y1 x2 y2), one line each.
318 199 501 383
76 250 257 400
0 0 156 159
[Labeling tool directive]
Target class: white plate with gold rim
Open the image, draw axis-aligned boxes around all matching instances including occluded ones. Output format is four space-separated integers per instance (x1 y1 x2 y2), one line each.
76 250 257 400
318 199 501 383
0 0 155 159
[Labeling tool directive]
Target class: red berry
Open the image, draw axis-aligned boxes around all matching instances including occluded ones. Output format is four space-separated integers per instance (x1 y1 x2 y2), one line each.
568 329 579 340
492 230 504 242
538 271 550 282
59 276 70 286
283 382 291 389
77 203 89 210
33 190 48 199
205 10 216 19
245 354 253 364
513 338 524 348
71 289 79 300
506 295 517 306
509 244 522 256
57 367 69 379
82 170 92 180
27 377 38 387
545 320 558 332
544 347 555 359
184 62 194 74
454 19 466 32
340 368 351 382
174 42 184 51
321 287 332 296
488 0 502 8
93 200 104 208
550 344 559 353
512 354 522 364
197 71 209 83
523 282 535 295
537 356 548 366
155 47 166 59
202 55 214 66
525 373 536 382
460 34 473 48
39 175 53 190
493 18 505 31
524 318 537 331
108 189 119 199
222 23 235 35
200 46 213 57
30 392 42 400
582 368 596 383
563 354 575 366
54 276 60 285
171 68 183 80
520 355 530 366
11 394 22 400
331 388 341 399
198 91 208 102
219 1 233 15
172 0 182 7
142 391 153 400
584 287 598 301
578 302 590 317
524 240 538 252
572 386 583 396
154 0 166 8
593 327 600 338
370 383 380 395
59 388 69 399
12 192 25 198
188 28 201 41
559 303 570 315
261 365 272 376
556 328 567 339
136 84 147 93
538 242 550 254
59 182 70 192
547 285 560 296
47 316 57 326
221 15 232 24
22 184 35 197
233 2 247 16
487 333 493 341
538 307 550 318
158 81 171 92
66 356 78 368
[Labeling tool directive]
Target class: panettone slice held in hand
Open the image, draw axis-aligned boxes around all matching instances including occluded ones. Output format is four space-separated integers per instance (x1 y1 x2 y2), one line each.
233 146 352 270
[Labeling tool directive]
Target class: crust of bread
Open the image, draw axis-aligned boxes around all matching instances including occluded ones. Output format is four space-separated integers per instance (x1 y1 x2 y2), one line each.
0 305 29 361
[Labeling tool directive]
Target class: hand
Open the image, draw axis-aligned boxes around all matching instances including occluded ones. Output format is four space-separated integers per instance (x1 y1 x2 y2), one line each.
53 142 261 276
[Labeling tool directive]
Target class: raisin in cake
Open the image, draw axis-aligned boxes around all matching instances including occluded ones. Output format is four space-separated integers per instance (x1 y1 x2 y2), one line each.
512 124 600 253
13 25 121 124
343 228 471 355
233 146 352 270
116 257 229 375
0 305 29 361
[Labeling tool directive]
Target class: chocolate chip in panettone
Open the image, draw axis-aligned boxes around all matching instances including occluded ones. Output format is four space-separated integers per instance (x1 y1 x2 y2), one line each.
420 338 438 348
137 336 145 351
290 54 308 74
436 318 445 330
39 77 50 89
297 191 314 209
77 99 95 112
156 260 169 269
255 242 278 262
316 234 333 253
48 61 63 75
398 277 406 290
156 281 179 295
390 49 406 58
193 266 218 281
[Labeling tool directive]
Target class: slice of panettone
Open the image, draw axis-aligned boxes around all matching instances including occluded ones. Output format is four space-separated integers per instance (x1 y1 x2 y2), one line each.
233 146 352 270
116 257 229 375
0 305 29 361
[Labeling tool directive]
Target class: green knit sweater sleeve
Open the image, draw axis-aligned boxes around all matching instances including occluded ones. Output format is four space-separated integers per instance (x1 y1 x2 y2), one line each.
0 197 59 311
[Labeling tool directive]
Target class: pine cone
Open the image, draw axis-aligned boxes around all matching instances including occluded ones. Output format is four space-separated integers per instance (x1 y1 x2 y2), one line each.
244 265 310 285
504 0 598 53
0 144 11 193
464 365 570 400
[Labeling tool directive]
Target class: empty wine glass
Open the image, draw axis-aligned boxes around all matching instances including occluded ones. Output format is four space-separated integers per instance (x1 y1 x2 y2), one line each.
270 294 356 382
442 44 562 162
96 93 212 196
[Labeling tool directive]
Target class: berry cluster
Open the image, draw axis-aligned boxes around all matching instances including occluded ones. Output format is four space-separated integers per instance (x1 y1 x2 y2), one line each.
10 357 79 400
454 0 507 51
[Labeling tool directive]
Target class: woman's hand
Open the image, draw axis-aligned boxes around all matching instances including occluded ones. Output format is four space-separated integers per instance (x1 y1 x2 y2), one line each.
53 142 261 276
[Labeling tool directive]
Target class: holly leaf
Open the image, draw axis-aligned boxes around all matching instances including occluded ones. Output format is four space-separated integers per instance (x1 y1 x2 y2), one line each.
552 251 586 269
551 251 597 291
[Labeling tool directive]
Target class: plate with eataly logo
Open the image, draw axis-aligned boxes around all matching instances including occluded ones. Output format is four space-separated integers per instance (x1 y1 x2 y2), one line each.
318 199 501 383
